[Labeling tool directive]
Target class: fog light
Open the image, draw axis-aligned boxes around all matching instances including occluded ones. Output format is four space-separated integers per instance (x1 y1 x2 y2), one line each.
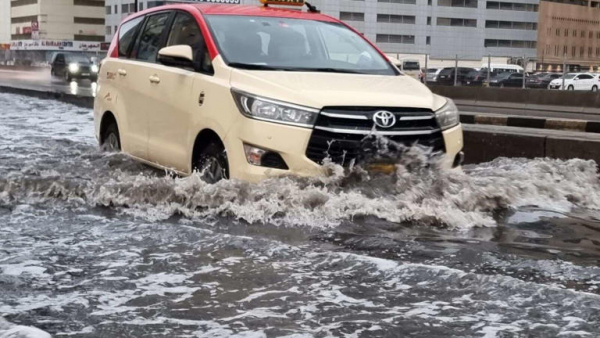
243 144 288 170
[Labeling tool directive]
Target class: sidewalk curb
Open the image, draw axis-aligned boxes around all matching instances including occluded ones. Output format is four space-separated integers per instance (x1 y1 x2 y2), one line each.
460 112 596 133
0 85 93 109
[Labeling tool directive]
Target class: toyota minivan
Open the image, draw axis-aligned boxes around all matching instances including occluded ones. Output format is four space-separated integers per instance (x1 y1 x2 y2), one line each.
94 1 464 182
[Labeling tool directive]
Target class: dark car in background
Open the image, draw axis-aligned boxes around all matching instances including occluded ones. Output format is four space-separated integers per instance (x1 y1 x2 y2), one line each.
487 72 524 88
51 53 98 83
465 69 499 86
526 72 562 89
436 67 476 86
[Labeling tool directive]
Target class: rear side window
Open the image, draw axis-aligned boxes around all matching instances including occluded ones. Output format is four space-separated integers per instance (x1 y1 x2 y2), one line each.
118 16 144 57
135 12 171 62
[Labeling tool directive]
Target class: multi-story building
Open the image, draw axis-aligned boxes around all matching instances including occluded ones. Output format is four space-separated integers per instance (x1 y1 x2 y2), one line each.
104 0 539 62
7 0 106 63
536 0 600 72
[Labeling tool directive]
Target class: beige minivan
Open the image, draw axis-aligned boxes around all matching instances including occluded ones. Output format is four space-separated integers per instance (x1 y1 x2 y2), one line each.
94 2 464 183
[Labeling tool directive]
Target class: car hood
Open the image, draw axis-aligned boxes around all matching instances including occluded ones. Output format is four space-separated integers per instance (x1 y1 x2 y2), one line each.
230 69 447 111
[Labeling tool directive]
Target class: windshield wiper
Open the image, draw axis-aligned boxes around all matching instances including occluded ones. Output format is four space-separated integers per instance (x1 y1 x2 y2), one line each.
228 63 364 74
228 63 282 71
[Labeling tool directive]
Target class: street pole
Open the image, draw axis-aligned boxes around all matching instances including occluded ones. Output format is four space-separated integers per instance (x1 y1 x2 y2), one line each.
424 53 428 85
487 54 491 84
522 55 526 89
454 54 458 86
134 0 138 12
562 54 566 90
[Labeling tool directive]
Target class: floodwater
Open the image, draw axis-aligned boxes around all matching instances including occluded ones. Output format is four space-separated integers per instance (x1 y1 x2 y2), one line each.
0 93 599 337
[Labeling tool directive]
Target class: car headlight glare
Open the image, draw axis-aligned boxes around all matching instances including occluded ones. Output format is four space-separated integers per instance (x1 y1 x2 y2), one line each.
91 64 99 73
68 63 79 73
435 99 460 130
232 89 319 128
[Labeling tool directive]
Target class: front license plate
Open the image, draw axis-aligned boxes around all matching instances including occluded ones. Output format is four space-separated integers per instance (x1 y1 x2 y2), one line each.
367 163 396 174
82 73 90 76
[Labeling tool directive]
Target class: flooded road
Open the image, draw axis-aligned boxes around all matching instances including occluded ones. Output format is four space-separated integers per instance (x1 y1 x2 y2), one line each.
1 92 600 337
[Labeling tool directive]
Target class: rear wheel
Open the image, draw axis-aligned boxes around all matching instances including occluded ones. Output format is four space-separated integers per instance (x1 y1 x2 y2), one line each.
568 85 574 91
193 142 229 184
500 83 505 88
101 122 121 152
592 85 598 92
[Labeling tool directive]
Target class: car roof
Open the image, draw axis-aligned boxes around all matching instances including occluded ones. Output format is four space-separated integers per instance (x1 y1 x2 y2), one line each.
124 4 338 23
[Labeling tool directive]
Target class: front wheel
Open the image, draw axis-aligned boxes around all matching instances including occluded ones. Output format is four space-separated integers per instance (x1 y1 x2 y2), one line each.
101 122 121 152
193 142 229 184
64 71 72 83
592 85 598 92
568 85 574 91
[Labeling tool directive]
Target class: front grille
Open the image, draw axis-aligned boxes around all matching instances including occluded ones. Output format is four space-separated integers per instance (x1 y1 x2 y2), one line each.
79 65 91 73
306 107 445 165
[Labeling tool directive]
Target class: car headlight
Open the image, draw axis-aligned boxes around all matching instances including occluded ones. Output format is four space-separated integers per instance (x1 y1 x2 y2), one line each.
231 89 320 128
91 64 99 73
435 99 460 130
68 63 79 73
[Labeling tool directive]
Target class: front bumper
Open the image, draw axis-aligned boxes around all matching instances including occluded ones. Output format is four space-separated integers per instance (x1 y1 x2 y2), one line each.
224 118 464 182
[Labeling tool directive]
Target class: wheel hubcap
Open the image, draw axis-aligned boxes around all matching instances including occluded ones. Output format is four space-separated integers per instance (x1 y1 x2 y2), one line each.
106 133 119 151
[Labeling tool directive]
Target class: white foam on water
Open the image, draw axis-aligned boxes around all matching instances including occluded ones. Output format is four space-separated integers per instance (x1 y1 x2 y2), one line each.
0 318 51 338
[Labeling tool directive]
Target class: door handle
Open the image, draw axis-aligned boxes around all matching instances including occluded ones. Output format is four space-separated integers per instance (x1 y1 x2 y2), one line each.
117 69 127 76
149 75 160 84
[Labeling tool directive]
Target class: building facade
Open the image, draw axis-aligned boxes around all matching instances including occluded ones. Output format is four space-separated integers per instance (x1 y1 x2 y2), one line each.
7 0 105 63
536 0 600 72
104 0 539 61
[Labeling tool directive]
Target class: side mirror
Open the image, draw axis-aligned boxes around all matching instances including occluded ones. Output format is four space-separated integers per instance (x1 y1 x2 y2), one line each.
158 45 194 69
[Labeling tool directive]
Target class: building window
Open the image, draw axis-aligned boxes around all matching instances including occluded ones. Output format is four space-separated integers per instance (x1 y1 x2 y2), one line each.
74 17 105 25
106 26 111 35
438 0 477 7
376 34 415 44
590 31 593 39
139 2 144 10
106 6 111 15
130 3 136 13
377 14 416 24
114 5 118 14
565 29 568 36
74 34 105 42
486 1 538 11
122 4 129 14
74 0 104 6
427 16 431 25
572 46 576 56
437 17 477 27
377 0 417 4
148 1 167 8
485 20 536 30
11 15 38 24
426 36 431 45
484 39 536 48
11 0 38 7
340 12 365 21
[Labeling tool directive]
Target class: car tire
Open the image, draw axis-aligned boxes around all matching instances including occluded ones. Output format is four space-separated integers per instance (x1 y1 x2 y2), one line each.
101 122 121 152
64 71 71 83
592 85 598 92
193 142 229 184
500 83 504 88
568 85 574 91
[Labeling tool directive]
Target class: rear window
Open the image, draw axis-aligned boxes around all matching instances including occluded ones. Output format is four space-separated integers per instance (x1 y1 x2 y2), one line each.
118 16 144 57
402 61 420 70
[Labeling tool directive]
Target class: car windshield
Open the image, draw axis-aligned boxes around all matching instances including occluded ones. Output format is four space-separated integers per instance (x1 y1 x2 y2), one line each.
494 72 512 79
66 54 91 63
562 74 577 79
205 15 396 76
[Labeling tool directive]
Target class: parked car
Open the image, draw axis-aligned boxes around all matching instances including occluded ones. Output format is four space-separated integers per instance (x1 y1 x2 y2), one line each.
436 67 476 86
425 68 442 83
548 73 598 91
94 2 464 183
479 64 524 74
526 73 562 89
465 69 497 86
487 72 524 88
51 53 98 82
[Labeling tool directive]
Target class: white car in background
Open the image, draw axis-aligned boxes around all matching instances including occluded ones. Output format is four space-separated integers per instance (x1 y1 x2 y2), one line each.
425 68 443 83
548 73 598 91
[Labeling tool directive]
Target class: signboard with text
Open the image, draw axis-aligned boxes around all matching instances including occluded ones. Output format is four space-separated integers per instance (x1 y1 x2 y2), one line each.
10 40 102 51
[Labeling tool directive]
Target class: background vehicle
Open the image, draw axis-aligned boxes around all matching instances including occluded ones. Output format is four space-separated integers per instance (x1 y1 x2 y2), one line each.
548 73 598 91
51 53 98 82
435 67 476 86
465 69 496 86
425 68 442 83
526 73 562 89
400 59 420 79
480 64 523 74
487 72 524 88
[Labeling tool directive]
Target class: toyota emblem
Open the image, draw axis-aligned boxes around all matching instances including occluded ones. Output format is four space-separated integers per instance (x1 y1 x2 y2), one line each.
373 111 396 128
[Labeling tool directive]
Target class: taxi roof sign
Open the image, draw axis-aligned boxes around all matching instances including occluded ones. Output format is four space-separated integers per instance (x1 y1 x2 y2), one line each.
260 0 305 6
